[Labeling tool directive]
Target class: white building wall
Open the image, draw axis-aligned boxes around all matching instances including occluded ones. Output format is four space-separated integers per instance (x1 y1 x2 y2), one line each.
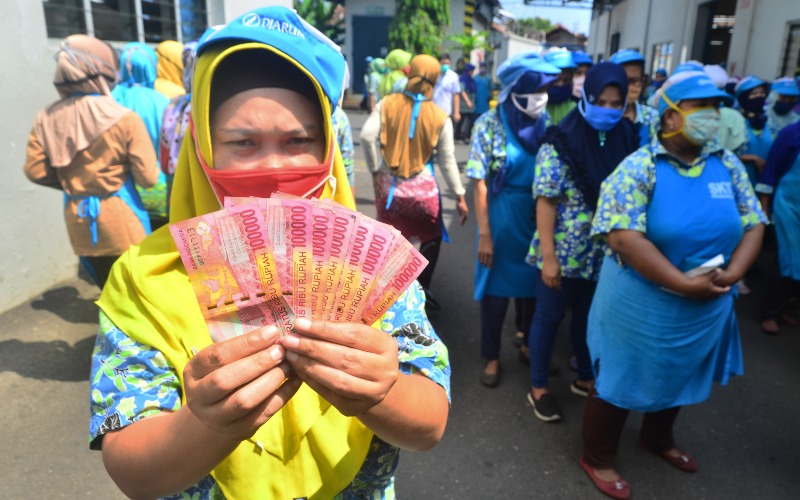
1 1 78 313
590 0 800 78
729 0 800 78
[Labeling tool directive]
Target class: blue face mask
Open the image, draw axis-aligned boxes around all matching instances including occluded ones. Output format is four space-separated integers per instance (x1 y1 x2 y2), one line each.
578 88 625 131
547 83 573 104
441 64 450 73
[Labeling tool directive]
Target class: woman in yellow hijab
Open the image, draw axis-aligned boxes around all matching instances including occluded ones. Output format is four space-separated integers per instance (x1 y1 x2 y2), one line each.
155 40 186 99
89 7 450 499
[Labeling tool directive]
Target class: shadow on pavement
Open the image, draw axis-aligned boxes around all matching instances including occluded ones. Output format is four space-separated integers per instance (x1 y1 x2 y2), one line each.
30 286 99 324
0 335 96 381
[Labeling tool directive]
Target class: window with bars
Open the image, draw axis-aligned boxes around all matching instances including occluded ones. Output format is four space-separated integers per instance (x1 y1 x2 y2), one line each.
42 0 208 43
782 23 800 77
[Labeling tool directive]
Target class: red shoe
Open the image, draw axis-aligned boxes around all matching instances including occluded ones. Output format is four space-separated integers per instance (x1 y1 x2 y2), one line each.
579 457 630 500
640 441 699 473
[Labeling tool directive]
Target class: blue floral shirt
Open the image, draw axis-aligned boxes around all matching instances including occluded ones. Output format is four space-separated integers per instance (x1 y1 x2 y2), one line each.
332 106 355 186
526 143 606 281
592 136 767 248
89 282 449 500
634 102 661 147
465 108 552 180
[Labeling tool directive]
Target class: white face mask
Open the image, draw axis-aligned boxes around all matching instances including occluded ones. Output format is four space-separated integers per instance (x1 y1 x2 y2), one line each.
572 75 586 99
511 92 548 119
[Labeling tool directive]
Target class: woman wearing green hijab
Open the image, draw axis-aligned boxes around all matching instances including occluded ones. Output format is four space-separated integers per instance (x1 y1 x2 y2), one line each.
379 49 413 98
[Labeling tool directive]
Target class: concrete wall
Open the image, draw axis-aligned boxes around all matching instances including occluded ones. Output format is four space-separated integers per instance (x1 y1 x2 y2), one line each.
589 0 800 78
1 1 78 313
492 32 544 74
728 0 800 78
589 0 696 70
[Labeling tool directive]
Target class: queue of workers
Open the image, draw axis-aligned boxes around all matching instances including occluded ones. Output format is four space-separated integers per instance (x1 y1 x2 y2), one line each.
20 6 800 498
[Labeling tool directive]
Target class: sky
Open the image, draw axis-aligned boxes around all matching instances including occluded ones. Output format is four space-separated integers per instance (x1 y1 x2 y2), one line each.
499 0 593 35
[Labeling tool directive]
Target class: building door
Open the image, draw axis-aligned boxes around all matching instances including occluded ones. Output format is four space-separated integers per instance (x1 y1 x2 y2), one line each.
351 15 393 95
691 0 736 65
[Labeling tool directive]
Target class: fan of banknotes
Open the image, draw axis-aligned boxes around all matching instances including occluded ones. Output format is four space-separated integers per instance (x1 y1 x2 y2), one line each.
170 193 428 342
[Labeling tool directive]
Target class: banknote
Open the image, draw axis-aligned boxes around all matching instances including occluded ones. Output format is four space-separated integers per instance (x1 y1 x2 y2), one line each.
175 195 428 336
170 204 294 341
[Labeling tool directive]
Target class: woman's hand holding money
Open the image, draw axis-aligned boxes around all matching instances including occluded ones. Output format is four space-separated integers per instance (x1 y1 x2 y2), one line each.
183 325 302 440
281 318 399 417
282 317 448 451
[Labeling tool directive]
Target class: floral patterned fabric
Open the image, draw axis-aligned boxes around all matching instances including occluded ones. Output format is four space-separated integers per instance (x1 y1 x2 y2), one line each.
465 108 552 180
332 106 355 186
89 282 449 500
592 136 767 244
525 143 606 281
634 102 661 147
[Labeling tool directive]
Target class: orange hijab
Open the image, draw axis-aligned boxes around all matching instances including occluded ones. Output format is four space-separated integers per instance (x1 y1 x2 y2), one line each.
380 54 447 178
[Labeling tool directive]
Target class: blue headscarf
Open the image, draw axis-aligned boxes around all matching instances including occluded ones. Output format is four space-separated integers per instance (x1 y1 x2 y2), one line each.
118 42 158 88
502 72 555 153
460 63 476 93
497 53 560 153
545 62 638 208
112 42 170 153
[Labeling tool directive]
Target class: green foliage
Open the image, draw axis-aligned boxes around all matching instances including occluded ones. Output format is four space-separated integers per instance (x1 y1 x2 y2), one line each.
388 0 450 56
447 30 492 55
517 16 555 37
293 0 344 45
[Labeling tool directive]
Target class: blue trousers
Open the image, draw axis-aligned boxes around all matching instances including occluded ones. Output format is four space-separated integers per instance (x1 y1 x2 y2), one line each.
480 295 535 360
529 276 596 387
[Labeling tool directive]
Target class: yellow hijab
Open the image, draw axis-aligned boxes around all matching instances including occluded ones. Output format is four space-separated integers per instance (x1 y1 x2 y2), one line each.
380 54 448 178
155 40 186 99
98 41 370 499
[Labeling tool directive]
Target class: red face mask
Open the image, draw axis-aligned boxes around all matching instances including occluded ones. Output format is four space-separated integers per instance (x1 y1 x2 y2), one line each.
191 119 336 202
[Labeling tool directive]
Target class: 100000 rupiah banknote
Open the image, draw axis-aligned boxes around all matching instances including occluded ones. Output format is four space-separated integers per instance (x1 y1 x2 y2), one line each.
171 205 294 341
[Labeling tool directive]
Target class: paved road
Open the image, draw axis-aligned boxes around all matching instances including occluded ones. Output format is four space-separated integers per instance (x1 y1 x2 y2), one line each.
1 109 798 499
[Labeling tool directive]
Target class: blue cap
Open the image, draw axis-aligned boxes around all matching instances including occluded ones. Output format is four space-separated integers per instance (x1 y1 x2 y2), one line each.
673 61 705 74
572 50 593 66
196 6 347 112
497 52 560 103
655 68 667 77
770 77 799 97
544 50 577 70
653 70 734 115
609 49 644 66
735 75 768 97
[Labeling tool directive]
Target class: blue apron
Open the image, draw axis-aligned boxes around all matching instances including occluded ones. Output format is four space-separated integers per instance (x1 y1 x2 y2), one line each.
743 122 773 186
588 154 744 411
773 155 800 280
473 107 539 300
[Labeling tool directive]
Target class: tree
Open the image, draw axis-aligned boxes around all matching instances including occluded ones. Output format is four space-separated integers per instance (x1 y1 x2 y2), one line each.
388 0 450 56
293 0 344 46
447 30 492 55
516 16 555 38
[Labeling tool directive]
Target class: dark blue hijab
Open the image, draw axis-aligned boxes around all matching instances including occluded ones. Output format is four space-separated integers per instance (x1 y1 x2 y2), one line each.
502 71 552 154
460 63 476 93
545 62 638 208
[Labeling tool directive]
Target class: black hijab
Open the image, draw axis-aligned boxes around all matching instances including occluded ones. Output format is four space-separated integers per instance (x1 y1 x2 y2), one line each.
543 62 639 209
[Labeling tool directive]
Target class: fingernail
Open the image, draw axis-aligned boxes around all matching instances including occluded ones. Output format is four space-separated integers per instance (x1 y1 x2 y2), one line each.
269 345 283 361
294 318 312 332
261 325 279 339
286 350 299 362
281 334 300 348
